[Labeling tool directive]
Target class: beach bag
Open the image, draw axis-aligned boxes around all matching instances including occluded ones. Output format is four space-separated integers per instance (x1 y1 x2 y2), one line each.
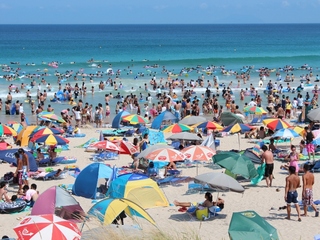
196 207 208 220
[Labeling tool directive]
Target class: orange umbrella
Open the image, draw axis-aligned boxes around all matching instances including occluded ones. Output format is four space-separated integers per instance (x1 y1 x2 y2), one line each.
90 141 121 151
181 146 216 161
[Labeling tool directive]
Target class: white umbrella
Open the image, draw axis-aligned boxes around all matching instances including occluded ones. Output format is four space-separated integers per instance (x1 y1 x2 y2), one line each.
145 148 185 162
194 172 245 193
179 116 206 125
137 144 173 159
166 132 203 141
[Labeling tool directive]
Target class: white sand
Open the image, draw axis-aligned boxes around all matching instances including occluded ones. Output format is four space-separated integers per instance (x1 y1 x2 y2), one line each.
0 129 317 240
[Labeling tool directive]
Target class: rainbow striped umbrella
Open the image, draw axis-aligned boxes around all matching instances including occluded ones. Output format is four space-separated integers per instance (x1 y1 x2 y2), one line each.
31 134 69 145
162 123 192 133
222 123 253 134
193 121 223 130
122 114 149 124
30 127 64 138
38 112 65 123
244 106 267 115
8 123 24 134
0 124 17 136
262 118 290 131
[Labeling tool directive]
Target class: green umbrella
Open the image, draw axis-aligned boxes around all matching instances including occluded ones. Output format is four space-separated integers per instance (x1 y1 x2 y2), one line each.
213 151 258 179
229 210 279 240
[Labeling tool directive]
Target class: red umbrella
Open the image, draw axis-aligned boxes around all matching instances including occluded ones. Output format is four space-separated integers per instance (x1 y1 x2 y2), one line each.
14 214 81 240
111 140 138 155
90 140 121 151
145 148 185 162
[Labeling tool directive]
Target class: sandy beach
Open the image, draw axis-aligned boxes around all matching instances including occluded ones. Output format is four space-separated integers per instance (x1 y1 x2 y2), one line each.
0 126 318 240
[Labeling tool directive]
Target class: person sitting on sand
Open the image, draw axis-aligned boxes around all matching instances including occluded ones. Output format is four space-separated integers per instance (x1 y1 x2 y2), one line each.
269 138 281 153
0 181 11 203
164 162 177 176
22 184 38 207
36 148 44 163
174 192 224 212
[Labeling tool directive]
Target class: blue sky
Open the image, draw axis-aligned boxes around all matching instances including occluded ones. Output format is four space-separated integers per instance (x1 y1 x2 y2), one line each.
1 0 320 24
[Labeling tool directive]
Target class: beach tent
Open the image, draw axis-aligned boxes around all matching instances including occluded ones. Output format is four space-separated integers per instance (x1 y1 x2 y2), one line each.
72 163 113 199
151 111 178 129
221 112 243 126
107 173 169 208
31 186 84 222
0 149 38 172
112 111 130 129
88 198 156 226
15 126 38 146
228 210 279 240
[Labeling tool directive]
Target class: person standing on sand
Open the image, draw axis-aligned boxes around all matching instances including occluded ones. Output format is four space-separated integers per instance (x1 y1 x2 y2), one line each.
285 166 301 222
261 145 274 187
302 164 319 217
18 148 29 187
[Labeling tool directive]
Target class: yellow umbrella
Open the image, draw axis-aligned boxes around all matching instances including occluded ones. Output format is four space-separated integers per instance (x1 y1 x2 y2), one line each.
16 126 38 146
192 121 223 130
88 198 156 225
289 126 304 136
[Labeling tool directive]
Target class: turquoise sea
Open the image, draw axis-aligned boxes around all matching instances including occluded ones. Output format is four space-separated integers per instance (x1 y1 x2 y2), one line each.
1 24 320 122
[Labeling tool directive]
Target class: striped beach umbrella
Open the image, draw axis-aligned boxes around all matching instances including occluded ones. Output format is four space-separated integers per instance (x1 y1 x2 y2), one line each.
193 121 223 130
262 118 290 131
222 123 253 134
272 128 300 139
8 123 24 134
181 145 216 161
145 148 185 162
162 123 192 133
31 134 69 146
0 124 17 136
30 127 64 138
90 140 121 151
38 112 66 123
122 114 149 124
243 106 267 115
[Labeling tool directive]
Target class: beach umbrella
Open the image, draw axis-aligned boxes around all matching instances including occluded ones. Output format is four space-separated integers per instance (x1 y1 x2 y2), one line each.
88 197 156 226
222 123 253 134
181 146 216 161
8 123 24 134
31 134 69 146
145 148 185 162
182 145 216 174
90 140 121 152
192 121 223 130
228 210 279 240
166 132 203 141
179 116 206 125
30 127 64 138
290 126 304 136
272 128 300 139
137 144 173 159
122 114 149 124
307 108 320 122
262 118 290 131
0 124 17 136
13 214 81 240
213 151 258 179
111 140 138 155
162 123 192 133
243 106 267 115
38 112 65 123
194 172 245 193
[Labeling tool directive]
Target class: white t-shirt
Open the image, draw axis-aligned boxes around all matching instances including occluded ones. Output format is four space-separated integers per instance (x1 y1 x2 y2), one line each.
19 105 24 113
248 101 256 107
25 189 37 201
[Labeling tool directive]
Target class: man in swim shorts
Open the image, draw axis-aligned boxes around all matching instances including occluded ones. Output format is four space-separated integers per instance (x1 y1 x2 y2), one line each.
302 164 319 217
261 145 274 187
285 166 301 221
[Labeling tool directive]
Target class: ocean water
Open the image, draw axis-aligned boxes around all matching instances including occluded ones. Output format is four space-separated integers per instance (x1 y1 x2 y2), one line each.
1 24 320 123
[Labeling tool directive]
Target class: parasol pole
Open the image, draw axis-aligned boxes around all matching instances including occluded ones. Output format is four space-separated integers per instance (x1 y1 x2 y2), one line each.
238 132 241 151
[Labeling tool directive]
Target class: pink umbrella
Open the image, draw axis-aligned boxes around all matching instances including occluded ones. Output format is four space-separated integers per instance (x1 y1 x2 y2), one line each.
145 148 185 162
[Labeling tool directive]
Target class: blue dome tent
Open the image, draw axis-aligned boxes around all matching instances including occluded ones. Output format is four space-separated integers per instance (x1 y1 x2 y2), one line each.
112 111 130 129
151 111 178 130
72 163 113 199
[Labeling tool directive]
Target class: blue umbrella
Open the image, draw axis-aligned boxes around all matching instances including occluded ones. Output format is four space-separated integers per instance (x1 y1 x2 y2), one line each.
272 128 300 139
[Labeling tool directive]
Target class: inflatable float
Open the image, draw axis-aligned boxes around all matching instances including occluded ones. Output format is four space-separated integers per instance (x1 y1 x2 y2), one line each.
0 201 27 214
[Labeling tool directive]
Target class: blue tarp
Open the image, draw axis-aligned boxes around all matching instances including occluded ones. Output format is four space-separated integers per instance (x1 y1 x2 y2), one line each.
72 163 113 199
148 130 166 145
0 149 38 172
151 111 178 129
111 111 130 129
